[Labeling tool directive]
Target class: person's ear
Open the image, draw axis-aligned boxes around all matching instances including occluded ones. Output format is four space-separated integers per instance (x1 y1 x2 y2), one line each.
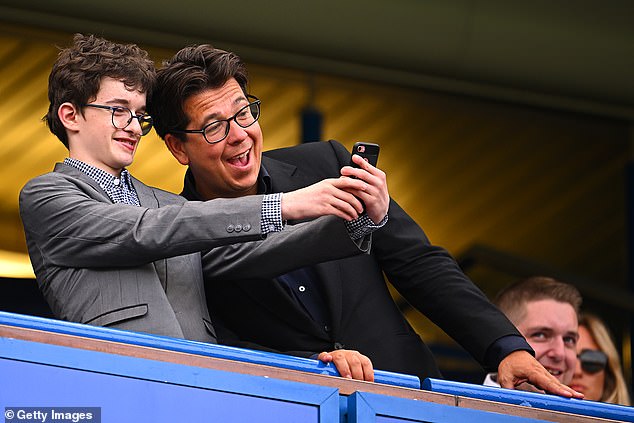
164 133 190 166
58 102 81 133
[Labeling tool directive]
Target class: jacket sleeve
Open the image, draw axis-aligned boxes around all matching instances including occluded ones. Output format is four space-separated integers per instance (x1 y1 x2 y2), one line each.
202 215 371 280
19 172 264 268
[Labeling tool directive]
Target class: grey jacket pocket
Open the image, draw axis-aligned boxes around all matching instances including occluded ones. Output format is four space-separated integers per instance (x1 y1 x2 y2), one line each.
84 304 148 327
203 317 217 341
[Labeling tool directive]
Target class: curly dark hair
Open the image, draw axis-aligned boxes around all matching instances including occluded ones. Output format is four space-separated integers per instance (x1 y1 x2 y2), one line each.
149 44 249 140
45 33 156 147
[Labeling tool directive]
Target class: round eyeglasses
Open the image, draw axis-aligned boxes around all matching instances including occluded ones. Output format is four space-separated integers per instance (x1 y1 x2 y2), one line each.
169 95 261 144
578 349 608 374
84 104 154 136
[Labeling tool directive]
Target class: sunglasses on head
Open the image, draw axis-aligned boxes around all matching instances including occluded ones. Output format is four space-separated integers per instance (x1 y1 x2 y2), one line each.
578 349 608 374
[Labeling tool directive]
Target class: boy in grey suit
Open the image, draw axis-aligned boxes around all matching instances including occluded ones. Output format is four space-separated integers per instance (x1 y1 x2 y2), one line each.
19 35 387 347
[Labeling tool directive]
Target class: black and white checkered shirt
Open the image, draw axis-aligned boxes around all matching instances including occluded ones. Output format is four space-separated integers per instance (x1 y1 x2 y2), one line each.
345 213 388 240
261 192 284 234
64 158 140 206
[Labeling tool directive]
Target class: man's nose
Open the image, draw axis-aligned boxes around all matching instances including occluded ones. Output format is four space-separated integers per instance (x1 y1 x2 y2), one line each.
547 337 567 358
125 116 143 136
225 120 248 144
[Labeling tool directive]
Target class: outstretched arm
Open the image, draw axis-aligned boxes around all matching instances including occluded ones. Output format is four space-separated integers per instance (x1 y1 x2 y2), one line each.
19 173 264 268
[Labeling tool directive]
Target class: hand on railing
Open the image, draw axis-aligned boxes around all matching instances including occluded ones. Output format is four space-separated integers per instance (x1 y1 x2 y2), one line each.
317 349 374 382
497 350 583 398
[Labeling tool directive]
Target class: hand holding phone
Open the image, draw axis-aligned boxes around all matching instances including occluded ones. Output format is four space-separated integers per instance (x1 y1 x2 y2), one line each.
347 141 388 223
350 142 380 168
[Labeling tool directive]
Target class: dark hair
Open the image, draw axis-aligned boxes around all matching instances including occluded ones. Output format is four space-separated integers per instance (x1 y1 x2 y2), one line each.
45 33 156 147
150 44 249 140
495 276 582 325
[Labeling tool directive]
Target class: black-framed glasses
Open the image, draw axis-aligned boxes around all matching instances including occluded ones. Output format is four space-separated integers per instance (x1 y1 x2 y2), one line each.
578 349 608 374
84 104 154 136
170 95 261 144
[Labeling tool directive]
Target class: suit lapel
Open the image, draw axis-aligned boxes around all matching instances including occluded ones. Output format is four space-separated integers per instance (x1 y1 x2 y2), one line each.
54 162 113 203
130 175 158 209
128 175 166 288
55 162 158 209
262 156 312 193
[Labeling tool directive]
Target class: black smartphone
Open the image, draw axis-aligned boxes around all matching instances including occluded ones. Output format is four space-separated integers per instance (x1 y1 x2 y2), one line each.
350 142 380 168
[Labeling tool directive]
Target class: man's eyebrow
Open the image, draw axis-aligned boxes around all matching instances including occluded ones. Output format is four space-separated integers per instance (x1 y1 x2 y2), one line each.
102 98 130 105
101 98 147 113
525 326 554 333
202 96 248 122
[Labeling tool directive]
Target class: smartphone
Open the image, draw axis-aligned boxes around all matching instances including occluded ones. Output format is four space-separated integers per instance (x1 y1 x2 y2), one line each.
350 142 380 168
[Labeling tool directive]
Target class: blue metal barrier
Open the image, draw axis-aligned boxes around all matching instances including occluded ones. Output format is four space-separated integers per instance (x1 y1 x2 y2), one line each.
1 336 340 423
5 311 632 422
422 378 634 422
0 311 420 389
348 391 544 423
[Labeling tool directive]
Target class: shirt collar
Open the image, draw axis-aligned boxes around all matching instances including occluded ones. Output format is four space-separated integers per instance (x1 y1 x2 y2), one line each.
63 157 136 199
63 158 129 185
258 165 272 195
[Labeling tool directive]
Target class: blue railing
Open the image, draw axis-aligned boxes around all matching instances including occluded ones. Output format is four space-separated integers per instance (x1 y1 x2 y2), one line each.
0 311 420 389
423 378 634 422
2 311 634 421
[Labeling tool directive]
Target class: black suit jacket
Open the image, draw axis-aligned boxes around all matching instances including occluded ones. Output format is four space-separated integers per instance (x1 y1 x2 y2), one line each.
198 140 524 383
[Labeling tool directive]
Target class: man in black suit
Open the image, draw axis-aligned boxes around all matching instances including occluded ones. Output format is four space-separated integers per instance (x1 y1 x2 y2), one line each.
150 44 582 397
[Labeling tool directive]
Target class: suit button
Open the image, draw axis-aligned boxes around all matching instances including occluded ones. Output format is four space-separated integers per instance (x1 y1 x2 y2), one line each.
324 325 331 332
226 224 235 233
333 342 344 350
235 224 243 232
243 223 251 232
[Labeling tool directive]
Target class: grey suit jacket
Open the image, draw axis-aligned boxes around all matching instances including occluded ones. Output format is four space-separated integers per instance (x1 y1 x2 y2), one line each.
19 162 369 342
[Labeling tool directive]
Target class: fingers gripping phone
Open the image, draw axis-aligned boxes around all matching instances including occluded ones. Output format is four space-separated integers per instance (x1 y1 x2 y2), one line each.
350 142 380 168
349 143 380 213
